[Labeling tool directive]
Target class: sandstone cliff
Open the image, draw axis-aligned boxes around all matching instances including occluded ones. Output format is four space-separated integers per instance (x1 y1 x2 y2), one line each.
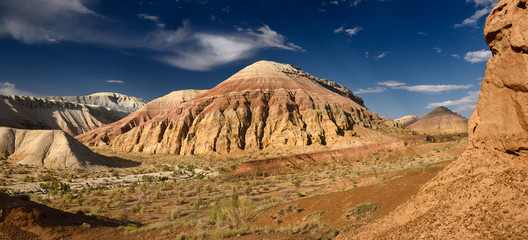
394 115 419 127
0 94 124 136
0 127 106 169
75 89 206 146
339 1 528 238
78 61 395 155
44 92 147 115
406 106 468 134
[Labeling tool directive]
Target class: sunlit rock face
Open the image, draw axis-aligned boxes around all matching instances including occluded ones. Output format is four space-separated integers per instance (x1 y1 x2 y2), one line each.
78 60 394 155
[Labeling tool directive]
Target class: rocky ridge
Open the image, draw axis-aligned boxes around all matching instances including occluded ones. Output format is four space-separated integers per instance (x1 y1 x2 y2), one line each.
0 127 106 169
78 60 395 155
44 92 147 115
339 0 528 238
406 106 468 134
0 94 124 136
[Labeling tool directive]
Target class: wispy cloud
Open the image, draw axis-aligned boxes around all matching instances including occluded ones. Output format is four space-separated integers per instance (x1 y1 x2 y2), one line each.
0 82 34 96
427 91 480 111
464 49 492 63
378 80 473 94
354 87 386 94
374 51 390 59
433 47 442 53
454 0 499 28
0 0 303 71
138 14 166 29
106 80 125 84
334 26 363 37
417 32 428 36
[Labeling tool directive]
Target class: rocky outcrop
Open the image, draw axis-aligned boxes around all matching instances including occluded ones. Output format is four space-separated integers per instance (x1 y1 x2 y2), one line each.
44 92 147 115
75 89 206 146
0 127 106 169
406 106 468 134
394 115 419 127
339 1 528 239
78 61 395 155
0 94 124 136
471 0 528 153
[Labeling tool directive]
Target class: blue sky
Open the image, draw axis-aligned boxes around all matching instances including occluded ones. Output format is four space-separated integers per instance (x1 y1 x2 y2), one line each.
0 0 499 119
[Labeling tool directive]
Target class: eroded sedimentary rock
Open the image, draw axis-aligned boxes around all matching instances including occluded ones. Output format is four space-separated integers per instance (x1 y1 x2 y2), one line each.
78 61 394 154
44 92 147 115
407 106 468 134
0 127 105 169
0 94 124 136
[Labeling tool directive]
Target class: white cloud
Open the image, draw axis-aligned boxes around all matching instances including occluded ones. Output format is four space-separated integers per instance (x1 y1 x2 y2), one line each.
378 80 405 88
451 54 461 58
354 87 386 94
467 0 499 6
417 32 428 36
454 7 492 28
138 14 166 29
427 91 480 111
334 26 362 37
454 0 499 28
433 47 442 53
0 82 34 96
374 51 390 59
0 0 303 71
464 49 492 63
106 80 125 84
378 80 473 94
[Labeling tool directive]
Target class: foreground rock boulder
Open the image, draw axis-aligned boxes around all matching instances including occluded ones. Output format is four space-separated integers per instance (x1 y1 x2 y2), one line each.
0 94 124 136
44 92 147 115
0 127 106 169
338 0 528 238
406 106 468 134
78 61 395 155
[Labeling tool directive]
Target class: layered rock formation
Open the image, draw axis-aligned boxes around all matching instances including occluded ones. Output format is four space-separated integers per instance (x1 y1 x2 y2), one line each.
44 92 147 115
0 127 106 169
0 94 124 136
76 89 206 146
406 106 468 134
394 115 419 127
339 1 528 238
78 61 393 154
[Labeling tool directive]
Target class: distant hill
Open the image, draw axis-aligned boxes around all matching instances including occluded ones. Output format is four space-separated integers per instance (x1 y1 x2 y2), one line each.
44 92 147 114
394 115 419 127
0 94 125 136
406 106 468 134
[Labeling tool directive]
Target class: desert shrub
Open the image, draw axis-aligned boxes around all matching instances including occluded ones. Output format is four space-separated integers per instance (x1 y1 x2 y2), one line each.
209 194 255 228
39 178 70 195
292 179 302 187
344 202 380 221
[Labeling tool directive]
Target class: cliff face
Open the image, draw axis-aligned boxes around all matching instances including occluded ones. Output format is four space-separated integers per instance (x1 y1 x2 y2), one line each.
44 92 147 115
78 61 394 154
470 0 528 152
339 1 528 239
75 89 206 146
407 106 468 134
0 127 106 169
0 94 124 136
